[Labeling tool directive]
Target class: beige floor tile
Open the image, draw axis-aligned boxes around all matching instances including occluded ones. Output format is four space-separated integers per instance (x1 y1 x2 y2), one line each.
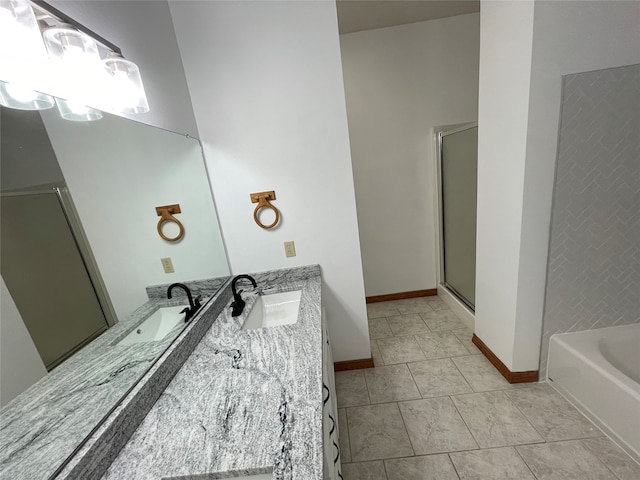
367 302 401 319
505 383 601 441
341 460 387 480
377 336 426 365
387 314 430 336
451 391 543 448
450 447 536 480
408 358 473 398
423 297 450 312
348 403 414 462
451 355 515 392
364 364 421 404
451 328 481 354
394 298 435 315
339 408 351 464
581 437 640 480
370 340 385 367
369 318 393 339
385 454 459 480
336 370 370 408
517 440 617 480
414 331 469 359
398 397 478 455
419 311 466 331
370 340 384 367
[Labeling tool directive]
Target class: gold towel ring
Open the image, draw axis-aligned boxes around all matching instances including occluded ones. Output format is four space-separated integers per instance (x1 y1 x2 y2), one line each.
250 191 280 229
155 204 185 242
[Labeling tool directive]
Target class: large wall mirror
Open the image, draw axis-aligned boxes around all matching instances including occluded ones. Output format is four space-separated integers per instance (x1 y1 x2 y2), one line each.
0 105 230 478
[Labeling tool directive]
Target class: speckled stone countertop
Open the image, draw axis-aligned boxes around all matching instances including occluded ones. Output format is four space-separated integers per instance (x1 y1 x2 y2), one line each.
101 265 323 480
0 277 227 480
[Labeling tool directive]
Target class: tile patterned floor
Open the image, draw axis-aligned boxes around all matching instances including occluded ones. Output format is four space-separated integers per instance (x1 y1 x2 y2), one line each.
337 297 640 480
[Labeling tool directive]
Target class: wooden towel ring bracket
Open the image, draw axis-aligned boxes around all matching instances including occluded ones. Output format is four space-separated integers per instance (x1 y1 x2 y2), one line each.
155 204 185 242
250 190 280 229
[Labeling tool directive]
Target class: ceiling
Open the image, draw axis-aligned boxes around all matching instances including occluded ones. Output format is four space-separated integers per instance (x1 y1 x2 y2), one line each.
336 0 480 34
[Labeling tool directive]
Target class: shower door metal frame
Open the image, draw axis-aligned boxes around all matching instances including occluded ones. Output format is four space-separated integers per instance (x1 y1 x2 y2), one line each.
436 122 478 312
54 186 118 327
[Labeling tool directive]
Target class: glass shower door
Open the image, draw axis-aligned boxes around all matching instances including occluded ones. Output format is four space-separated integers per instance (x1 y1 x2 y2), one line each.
439 124 478 310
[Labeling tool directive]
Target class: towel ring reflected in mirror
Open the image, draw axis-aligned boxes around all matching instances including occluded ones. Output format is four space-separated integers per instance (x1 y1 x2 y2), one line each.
156 204 185 242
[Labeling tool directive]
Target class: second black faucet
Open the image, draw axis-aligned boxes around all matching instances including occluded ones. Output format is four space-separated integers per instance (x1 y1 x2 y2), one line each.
230 274 257 317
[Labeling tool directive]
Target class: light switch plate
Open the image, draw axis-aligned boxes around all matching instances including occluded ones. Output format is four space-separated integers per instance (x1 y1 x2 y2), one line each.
284 241 296 257
161 257 174 273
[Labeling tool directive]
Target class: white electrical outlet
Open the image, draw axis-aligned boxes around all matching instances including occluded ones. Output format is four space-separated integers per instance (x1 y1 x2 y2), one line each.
161 257 174 273
284 241 296 258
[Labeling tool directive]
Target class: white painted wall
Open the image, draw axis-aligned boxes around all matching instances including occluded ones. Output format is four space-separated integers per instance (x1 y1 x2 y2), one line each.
0 277 47 407
475 0 535 371
340 14 480 297
47 0 198 137
42 111 229 320
476 0 640 372
169 0 369 362
0 109 64 192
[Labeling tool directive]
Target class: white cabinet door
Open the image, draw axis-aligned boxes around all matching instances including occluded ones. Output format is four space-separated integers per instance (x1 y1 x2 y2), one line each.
322 308 342 480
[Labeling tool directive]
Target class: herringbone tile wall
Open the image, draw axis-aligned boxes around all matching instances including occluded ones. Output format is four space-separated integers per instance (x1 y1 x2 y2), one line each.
540 64 640 375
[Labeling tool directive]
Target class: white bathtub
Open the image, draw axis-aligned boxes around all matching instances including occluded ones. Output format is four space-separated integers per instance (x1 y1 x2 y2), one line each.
547 323 640 463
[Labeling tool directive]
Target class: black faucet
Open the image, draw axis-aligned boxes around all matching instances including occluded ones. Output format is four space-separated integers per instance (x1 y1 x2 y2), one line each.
230 274 257 317
167 283 202 322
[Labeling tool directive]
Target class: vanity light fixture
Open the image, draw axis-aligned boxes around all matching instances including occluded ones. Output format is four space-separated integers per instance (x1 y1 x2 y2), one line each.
0 0 54 110
0 0 150 119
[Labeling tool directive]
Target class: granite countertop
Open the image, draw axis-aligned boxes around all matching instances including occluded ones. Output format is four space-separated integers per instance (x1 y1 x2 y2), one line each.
101 265 324 480
0 277 227 480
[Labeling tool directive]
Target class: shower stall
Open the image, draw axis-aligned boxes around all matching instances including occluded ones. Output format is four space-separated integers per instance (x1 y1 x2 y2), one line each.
437 123 478 312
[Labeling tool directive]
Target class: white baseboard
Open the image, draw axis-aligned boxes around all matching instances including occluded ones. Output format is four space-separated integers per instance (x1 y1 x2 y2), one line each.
438 285 475 331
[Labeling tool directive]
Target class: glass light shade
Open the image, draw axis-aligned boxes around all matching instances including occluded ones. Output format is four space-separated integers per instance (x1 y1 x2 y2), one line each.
0 80 54 110
42 26 101 63
0 0 47 59
42 26 104 108
55 97 102 122
102 56 149 114
0 0 50 89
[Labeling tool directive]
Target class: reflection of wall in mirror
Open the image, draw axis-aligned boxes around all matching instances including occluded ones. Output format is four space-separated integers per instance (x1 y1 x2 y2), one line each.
40 110 230 321
0 278 47 406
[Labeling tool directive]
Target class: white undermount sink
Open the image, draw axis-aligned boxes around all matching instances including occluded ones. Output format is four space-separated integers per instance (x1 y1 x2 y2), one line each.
117 305 188 345
242 290 302 330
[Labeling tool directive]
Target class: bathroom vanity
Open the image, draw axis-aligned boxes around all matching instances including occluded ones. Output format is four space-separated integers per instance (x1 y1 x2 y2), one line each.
1 265 340 480
103 265 341 479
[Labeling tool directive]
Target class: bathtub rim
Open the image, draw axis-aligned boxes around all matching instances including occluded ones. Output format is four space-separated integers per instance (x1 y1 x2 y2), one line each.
547 323 640 465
